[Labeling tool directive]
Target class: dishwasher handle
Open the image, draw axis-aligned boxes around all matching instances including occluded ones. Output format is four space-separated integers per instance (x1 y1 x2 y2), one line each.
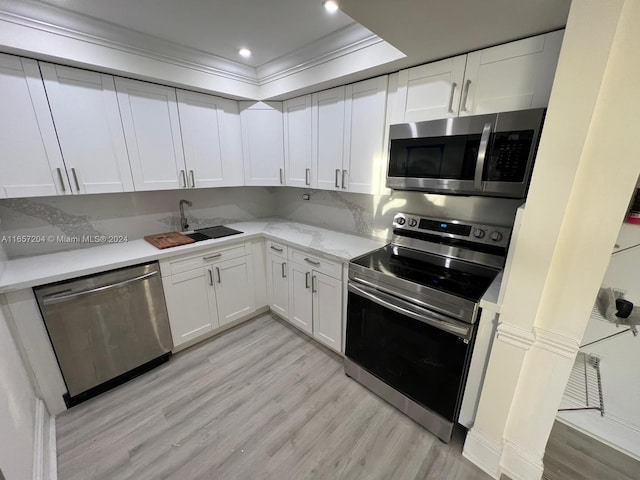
41 271 159 305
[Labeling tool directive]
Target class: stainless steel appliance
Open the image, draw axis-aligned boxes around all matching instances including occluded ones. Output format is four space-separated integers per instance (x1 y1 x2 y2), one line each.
34 261 173 407
345 212 510 442
387 108 545 198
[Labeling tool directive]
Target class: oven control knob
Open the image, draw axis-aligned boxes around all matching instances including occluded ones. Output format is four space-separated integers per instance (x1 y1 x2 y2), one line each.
408 218 418 227
490 231 503 242
396 217 406 226
473 228 485 239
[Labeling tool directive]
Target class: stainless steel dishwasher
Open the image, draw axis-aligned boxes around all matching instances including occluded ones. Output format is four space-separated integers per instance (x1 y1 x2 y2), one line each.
34 261 173 407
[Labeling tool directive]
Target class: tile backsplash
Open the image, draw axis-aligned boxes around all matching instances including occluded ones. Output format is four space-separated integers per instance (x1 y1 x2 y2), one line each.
0 187 277 258
0 186 522 259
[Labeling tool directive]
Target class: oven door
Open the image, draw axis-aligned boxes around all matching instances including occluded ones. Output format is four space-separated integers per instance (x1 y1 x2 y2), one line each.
345 282 476 425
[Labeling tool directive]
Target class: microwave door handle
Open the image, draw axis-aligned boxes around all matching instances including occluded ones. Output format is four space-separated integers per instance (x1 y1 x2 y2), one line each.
474 122 493 190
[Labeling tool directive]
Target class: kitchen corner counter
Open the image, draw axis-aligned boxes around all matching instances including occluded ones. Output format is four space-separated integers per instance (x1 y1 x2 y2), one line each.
0 220 386 293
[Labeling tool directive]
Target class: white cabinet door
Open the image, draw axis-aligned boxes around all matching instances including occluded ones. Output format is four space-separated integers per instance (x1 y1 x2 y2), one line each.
288 262 313 335
395 55 466 122
240 102 285 186
312 271 343 352
115 77 186 191
163 267 218 347
283 95 312 188
312 86 346 191
0 54 68 198
214 256 256 326
177 90 244 188
461 31 564 116
343 76 388 194
266 254 289 319
40 63 134 194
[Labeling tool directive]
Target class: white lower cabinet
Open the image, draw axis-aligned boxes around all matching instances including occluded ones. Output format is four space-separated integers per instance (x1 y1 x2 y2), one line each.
266 252 289 319
163 267 219 346
161 242 256 349
285 250 344 352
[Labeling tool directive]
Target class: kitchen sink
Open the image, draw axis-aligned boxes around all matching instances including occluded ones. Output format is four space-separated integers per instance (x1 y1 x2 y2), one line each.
184 225 243 242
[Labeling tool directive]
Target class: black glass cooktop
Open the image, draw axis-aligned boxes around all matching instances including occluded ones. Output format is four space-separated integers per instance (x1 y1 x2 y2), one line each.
352 244 499 301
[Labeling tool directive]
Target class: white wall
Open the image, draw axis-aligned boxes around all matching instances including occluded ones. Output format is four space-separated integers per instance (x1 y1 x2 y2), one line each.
0 187 277 258
0 304 37 480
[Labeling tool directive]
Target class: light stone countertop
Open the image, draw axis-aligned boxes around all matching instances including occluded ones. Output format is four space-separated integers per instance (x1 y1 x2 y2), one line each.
0 219 386 293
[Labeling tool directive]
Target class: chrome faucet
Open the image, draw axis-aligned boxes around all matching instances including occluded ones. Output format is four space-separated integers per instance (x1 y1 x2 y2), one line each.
179 199 193 231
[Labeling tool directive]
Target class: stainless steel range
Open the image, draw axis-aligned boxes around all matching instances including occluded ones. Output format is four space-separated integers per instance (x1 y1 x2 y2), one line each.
344 212 510 442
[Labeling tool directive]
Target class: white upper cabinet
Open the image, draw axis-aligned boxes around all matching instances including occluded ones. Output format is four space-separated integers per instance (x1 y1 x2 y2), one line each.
312 86 346 191
0 54 68 198
343 76 388 194
240 102 285 186
177 90 244 188
40 63 134 194
460 31 564 116
393 31 564 123
115 78 186 191
394 55 466 122
283 95 312 188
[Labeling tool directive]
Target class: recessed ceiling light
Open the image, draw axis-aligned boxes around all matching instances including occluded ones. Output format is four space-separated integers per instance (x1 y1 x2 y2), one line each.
323 0 339 14
239 48 251 58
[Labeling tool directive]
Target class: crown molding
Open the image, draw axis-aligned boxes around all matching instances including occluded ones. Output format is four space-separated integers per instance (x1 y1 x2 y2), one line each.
0 0 390 97
256 23 381 85
0 0 258 83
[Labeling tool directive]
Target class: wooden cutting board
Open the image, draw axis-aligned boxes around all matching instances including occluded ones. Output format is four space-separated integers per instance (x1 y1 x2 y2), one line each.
144 232 195 249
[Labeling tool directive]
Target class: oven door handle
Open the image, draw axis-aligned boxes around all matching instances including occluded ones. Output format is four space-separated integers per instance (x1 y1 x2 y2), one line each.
348 282 472 339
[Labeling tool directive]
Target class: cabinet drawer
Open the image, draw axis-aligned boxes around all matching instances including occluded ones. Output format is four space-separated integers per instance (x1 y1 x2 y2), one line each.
166 244 247 276
289 249 342 280
266 240 288 258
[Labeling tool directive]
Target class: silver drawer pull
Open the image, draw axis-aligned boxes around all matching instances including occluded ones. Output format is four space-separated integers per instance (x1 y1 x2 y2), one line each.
270 245 284 253
460 79 472 112
305 271 310 289
312 275 317 293
447 82 457 114
304 258 320 266
335 169 341 188
203 253 222 260
281 262 287 278
216 266 221 283
180 170 186 188
342 169 347 189
279 168 284 185
190 170 195 188
305 168 310 185
71 167 81 192
57 168 66 192
208 268 214 286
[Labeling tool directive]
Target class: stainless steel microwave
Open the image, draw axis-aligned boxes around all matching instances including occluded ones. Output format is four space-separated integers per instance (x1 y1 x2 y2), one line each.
386 108 546 199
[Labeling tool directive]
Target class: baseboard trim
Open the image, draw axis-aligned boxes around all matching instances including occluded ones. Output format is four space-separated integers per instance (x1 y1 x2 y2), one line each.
463 427 503 479
500 440 544 480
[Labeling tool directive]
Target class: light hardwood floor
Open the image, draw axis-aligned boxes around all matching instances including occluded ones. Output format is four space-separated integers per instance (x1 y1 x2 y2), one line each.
56 313 490 480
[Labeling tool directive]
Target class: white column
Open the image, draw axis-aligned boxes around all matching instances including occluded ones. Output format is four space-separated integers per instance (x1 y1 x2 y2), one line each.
464 0 640 478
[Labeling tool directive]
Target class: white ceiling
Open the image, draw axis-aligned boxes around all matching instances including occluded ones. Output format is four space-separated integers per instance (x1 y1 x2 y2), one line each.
35 0 355 68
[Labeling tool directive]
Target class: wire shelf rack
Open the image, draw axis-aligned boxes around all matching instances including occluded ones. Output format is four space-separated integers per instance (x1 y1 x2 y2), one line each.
558 352 604 416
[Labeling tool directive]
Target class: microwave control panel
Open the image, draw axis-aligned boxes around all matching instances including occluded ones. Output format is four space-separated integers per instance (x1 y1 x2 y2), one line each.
393 212 511 248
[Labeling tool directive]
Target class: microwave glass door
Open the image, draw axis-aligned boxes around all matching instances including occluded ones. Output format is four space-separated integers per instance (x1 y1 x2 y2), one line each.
484 130 535 183
388 134 480 180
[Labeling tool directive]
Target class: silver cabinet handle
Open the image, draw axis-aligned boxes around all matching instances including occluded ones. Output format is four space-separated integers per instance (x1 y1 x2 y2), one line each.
335 169 341 188
216 266 221 283
208 268 214 286
305 271 310 289
447 82 457 114
56 168 66 192
279 168 284 185
203 253 222 260
474 123 493 190
305 168 310 186
281 262 287 278
71 167 80 192
342 170 347 189
180 170 186 188
42 271 158 305
304 257 320 266
460 79 472 112
312 275 317 293
270 245 283 253
190 170 195 188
